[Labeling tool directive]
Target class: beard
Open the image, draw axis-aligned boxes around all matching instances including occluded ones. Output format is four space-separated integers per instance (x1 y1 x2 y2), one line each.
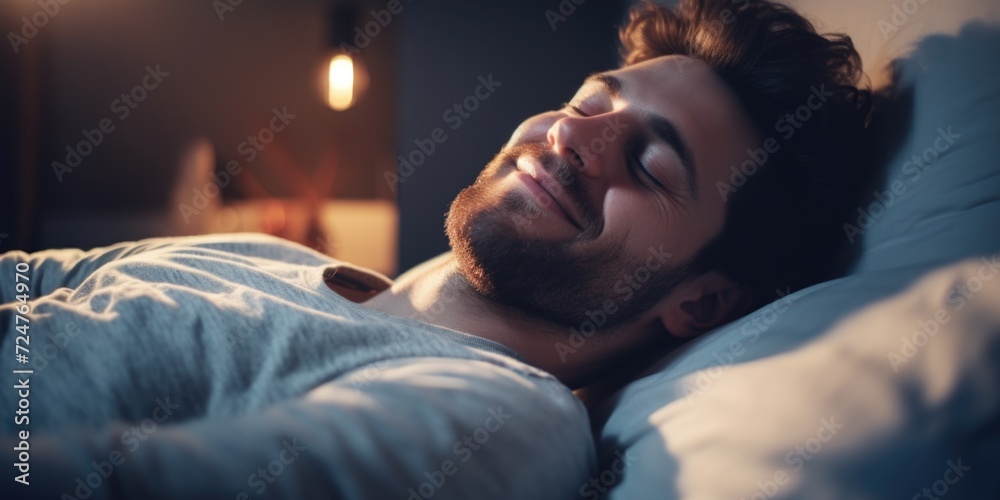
445 142 703 331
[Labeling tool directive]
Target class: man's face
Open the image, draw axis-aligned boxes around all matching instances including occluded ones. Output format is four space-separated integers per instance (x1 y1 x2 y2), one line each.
446 55 760 332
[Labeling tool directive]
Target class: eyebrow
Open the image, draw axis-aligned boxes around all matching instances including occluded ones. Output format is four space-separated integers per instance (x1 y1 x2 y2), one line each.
584 73 699 200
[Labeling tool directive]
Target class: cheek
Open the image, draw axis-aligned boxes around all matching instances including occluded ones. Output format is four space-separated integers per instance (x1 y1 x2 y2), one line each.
601 189 700 260
604 190 665 243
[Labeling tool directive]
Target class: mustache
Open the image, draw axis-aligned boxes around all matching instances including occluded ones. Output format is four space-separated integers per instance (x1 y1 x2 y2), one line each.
498 142 599 232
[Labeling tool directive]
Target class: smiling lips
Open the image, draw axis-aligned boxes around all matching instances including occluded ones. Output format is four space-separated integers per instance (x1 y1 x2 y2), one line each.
515 156 584 230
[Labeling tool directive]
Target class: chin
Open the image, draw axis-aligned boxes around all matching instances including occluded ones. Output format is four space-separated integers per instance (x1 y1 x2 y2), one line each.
447 189 598 326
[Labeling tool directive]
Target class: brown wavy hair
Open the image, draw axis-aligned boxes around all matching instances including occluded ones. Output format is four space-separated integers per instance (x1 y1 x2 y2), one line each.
621 0 873 310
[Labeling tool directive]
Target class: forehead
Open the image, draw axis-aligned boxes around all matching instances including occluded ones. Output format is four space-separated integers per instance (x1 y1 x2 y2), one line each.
603 55 740 117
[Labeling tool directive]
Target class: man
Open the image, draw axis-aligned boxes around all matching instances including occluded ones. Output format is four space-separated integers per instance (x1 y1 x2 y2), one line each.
2 0 871 497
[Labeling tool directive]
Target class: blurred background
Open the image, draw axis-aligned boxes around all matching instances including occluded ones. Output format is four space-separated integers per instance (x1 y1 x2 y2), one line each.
0 0 627 276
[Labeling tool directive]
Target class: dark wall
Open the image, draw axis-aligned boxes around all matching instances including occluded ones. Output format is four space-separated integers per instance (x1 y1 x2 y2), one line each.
3 0 397 251
395 0 627 271
37 0 396 209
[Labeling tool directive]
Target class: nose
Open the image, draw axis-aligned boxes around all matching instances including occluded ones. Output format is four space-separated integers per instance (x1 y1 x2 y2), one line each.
546 112 626 181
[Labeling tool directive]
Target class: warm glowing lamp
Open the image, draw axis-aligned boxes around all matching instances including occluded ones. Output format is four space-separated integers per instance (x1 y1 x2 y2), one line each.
326 54 355 110
324 3 367 111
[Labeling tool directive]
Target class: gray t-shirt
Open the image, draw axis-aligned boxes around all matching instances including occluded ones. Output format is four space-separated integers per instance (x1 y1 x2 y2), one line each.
0 233 549 432
0 234 594 499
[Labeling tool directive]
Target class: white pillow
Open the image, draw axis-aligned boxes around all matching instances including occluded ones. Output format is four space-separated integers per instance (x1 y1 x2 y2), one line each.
595 259 1000 499
592 0 1000 497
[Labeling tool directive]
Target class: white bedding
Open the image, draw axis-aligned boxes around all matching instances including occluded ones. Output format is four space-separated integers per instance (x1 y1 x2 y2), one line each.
591 0 1000 497
594 259 1000 499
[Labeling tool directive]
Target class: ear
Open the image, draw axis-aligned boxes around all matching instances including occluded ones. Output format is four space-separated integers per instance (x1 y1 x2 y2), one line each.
657 271 752 338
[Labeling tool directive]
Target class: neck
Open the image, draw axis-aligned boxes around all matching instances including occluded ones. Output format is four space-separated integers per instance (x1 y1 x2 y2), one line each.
361 252 663 388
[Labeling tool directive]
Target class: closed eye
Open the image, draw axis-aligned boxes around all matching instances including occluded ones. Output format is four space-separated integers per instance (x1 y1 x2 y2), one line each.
629 153 671 194
565 102 671 195
564 102 588 116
